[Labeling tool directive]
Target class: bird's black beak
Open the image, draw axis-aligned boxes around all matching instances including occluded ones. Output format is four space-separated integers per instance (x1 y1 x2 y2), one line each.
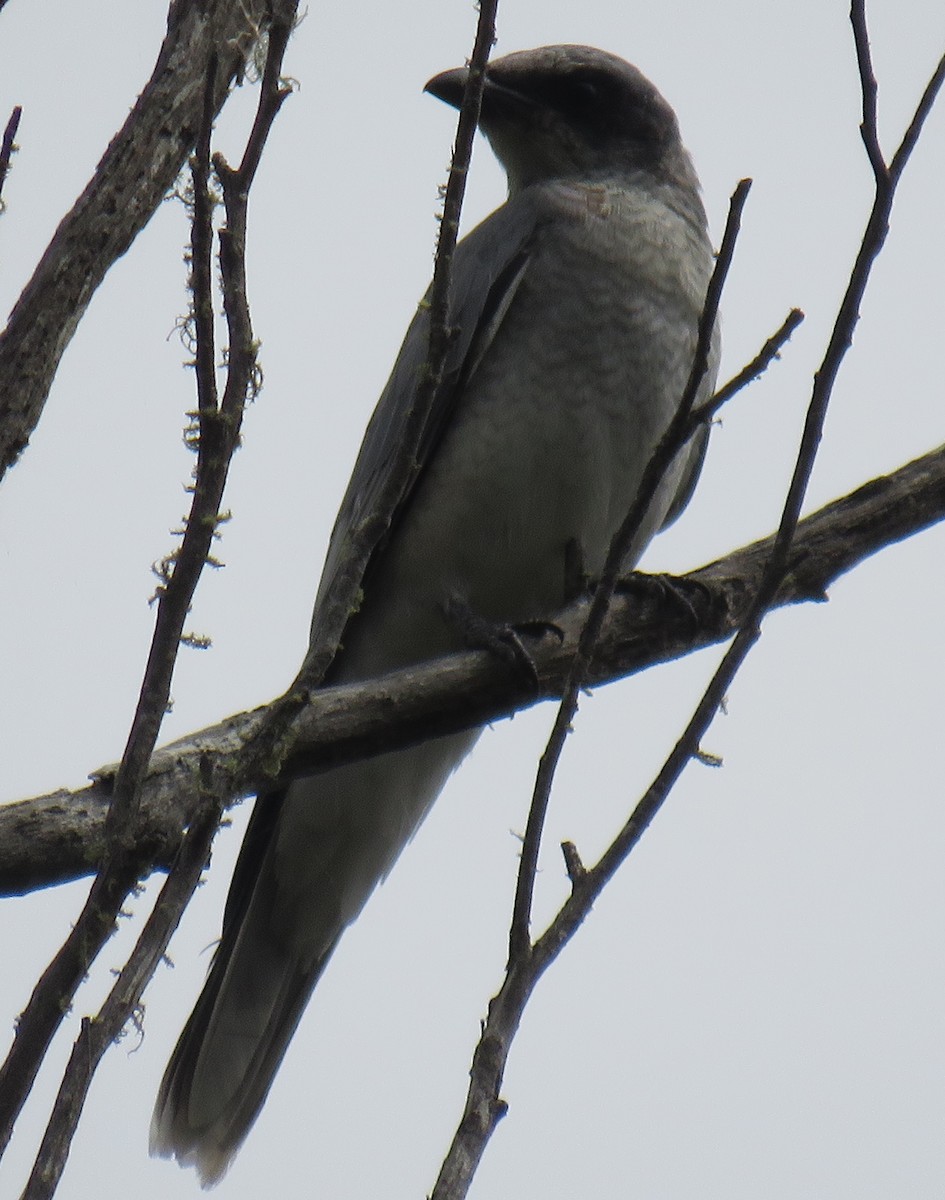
423 66 470 111
424 65 535 126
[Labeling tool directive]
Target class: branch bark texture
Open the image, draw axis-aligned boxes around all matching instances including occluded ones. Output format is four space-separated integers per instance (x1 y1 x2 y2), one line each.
2 442 942 897
0 6 300 1186
0 0 273 476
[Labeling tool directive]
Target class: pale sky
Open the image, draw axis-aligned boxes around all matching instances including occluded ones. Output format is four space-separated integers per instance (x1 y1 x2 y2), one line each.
1 2 943 1197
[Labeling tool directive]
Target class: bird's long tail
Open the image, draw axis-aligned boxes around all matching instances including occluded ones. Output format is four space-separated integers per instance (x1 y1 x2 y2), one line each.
151 729 476 1187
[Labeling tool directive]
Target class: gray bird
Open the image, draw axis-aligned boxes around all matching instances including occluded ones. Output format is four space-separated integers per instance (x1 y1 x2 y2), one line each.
152 44 719 1185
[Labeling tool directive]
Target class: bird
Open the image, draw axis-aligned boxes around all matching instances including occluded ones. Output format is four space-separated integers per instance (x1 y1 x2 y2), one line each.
151 43 719 1186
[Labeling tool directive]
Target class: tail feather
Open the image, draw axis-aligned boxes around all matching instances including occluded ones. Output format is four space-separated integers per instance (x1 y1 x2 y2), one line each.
151 893 338 1188
152 734 477 1185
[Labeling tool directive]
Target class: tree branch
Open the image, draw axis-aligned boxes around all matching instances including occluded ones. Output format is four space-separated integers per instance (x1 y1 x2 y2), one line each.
0 8 299 1186
426 13 945 1192
245 0 501 788
19 778 222 1199
509 178 748 962
0 0 273 477
0 105 21 204
2 441 942 898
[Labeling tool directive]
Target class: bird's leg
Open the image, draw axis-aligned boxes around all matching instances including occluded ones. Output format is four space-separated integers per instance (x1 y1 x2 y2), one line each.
563 536 591 602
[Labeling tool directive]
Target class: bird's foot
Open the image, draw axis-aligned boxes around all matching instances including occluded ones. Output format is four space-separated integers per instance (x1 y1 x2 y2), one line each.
614 571 711 625
443 597 560 688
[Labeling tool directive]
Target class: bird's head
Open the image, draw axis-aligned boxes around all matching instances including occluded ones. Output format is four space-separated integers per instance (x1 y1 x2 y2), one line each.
425 44 697 196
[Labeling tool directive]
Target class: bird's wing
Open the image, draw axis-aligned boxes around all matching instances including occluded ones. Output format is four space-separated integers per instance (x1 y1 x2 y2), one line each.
214 200 542 950
153 205 543 1164
658 318 721 532
307 193 542 671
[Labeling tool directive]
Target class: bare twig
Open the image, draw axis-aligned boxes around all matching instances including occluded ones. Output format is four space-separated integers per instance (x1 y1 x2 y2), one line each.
0 60 223 1175
429 15 945 1197
19 778 223 1200
301 0 498 689
528 0 945 945
422 6 497 406
0 0 271 477
104 68 224 850
0 105 21 203
851 5 886 181
244 0 500 793
0 14 298 1188
431 178 751 1200
889 43 945 180
509 179 751 961
189 60 219 424
696 307 804 417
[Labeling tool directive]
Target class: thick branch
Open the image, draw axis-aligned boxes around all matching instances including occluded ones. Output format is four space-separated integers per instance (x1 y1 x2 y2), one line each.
0 0 273 477
2 443 942 897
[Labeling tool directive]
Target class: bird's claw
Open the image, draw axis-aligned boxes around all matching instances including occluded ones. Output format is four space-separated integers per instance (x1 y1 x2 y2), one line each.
614 571 711 625
443 596 551 688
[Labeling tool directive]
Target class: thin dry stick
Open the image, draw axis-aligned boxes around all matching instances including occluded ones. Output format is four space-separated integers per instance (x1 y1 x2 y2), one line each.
0 63 222 1169
532 0 945 958
430 11 945 1197
19 779 222 1200
300 0 499 687
18 28 298 1185
422 6 498 405
694 307 803 419
538 0 945 994
243 0 500 790
429 179 754 1200
0 0 270 479
0 105 21 202
0 14 296 1174
510 178 751 959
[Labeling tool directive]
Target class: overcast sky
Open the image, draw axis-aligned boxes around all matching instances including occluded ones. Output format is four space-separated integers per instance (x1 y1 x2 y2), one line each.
1 2 943 1198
